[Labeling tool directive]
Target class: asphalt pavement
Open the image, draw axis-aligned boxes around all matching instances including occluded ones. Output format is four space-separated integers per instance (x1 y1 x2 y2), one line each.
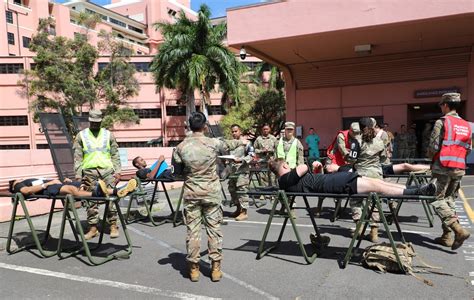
1 176 474 299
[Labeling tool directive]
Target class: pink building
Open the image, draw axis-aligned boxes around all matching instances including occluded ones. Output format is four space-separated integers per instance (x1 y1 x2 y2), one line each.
227 0 474 167
0 0 235 183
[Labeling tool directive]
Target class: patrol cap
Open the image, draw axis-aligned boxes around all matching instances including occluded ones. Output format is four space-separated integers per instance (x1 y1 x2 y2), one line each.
439 93 461 105
285 121 295 129
88 109 103 123
350 122 360 133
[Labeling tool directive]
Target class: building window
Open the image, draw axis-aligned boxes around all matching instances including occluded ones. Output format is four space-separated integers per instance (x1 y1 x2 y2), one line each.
0 63 24 74
132 62 150 72
167 8 177 17
109 18 126 28
48 25 56 36
166 106 186 116
22 36 31 48
0 144 30 150
6 11 13 24
208 105 226 116
117 141 153 148
7 32 14 45
128 25 144 34
0 115 28 126
167 140 182 147
134 108 162 119
36 144 49 149
98 62 109 70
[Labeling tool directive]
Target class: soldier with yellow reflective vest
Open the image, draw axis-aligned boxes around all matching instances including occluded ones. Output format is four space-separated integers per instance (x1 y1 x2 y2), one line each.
427 93 472 250
275 122 304 169
73 109 122 240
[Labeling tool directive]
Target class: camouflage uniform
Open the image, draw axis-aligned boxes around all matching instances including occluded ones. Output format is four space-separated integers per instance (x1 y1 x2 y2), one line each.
396 132 409 159
407 130 418 159
228 138 253 209
275 137 305 166
427 111 471 227
173 132 242 263
377 130 391 165
351 136 386 227
421 124 432 158
73 130 121 225
254 134 277 186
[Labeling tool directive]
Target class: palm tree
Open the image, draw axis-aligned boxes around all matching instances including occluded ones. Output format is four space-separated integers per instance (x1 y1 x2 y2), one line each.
150 4 243 118
253 62 285 91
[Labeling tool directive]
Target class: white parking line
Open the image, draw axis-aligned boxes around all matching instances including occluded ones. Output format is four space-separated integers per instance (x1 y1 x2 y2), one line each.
128 226 279 300
0 262 219 300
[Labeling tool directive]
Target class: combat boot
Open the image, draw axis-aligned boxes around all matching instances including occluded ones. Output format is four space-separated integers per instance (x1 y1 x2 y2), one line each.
110 223 119 239
84 225 99 240
350 221 364 238
369 227 378 243
450 221 471 250
229 205 241 218
189 262 200 282
433 224 453 247
235 209 248 221
211 261 222 282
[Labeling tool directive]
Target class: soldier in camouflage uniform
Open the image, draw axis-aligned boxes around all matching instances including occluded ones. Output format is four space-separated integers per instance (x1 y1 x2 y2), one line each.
352 117 386 242
421 123 432 158
73 109 121 240
173 112 245 282
275 122 304 168
407 127 418 159
427 93 471 250
396 125 408 159
254 123 277 187
228 124 254 221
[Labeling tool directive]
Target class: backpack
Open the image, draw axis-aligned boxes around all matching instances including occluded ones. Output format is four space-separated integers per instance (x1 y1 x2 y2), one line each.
361 242 445 286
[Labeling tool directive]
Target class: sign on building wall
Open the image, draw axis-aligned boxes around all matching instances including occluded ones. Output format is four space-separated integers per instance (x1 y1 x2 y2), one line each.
119 148 128 167
414 87 460 98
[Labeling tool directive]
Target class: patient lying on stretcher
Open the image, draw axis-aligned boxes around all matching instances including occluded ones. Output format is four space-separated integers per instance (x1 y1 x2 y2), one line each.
268 158 436 196
8 178 138 198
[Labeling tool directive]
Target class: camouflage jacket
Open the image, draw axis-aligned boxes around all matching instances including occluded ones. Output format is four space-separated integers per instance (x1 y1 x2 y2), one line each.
173 132 243 203
73 129 121 179
275 137 305 166
395 132 408 149
254 134 277 160
354 136 386 179
229 137 254 175
428 111 472 176
407 132 417 150
377 130 391 164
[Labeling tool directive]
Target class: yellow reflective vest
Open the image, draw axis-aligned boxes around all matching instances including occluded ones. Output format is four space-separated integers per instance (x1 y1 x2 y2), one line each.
277 138 298 168
80 128 113 169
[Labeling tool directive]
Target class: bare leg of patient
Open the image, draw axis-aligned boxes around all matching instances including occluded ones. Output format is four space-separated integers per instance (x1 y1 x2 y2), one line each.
357 177 406 195
393 163 430 174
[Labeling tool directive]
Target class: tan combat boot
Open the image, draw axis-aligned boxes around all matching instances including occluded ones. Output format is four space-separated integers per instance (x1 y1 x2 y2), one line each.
110 223 119 239
84 225 99 240
433 224 453 247
211 261 223 282
369 227 378 243
235 209 248 221
189 262 200 282
450 221 471 250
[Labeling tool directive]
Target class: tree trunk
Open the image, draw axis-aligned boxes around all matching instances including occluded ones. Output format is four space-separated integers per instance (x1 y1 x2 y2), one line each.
186 90 196 121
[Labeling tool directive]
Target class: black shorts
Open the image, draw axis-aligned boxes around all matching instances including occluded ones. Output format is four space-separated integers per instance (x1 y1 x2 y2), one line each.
382 164 395 175
321 172 359 195
45 181 81 196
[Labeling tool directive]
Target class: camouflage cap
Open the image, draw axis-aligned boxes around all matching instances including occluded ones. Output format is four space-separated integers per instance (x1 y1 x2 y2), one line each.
350 122 360 133
88 109 103 122
439 93 461 105
285 121 295 129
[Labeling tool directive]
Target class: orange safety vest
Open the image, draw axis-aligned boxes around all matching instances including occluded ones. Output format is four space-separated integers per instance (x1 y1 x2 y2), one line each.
327 130 350 166
435 115 472 169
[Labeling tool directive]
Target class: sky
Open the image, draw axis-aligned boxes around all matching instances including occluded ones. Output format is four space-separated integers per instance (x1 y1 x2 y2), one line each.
55 0 265 18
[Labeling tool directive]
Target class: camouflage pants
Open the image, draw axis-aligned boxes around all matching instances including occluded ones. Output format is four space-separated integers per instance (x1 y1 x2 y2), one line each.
430 173 461 226
397 148 409 159
228 173 250 209
184 199 223 263
407 148 416 159
350 199 380 228
82 168 117 225
257 171 276 188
